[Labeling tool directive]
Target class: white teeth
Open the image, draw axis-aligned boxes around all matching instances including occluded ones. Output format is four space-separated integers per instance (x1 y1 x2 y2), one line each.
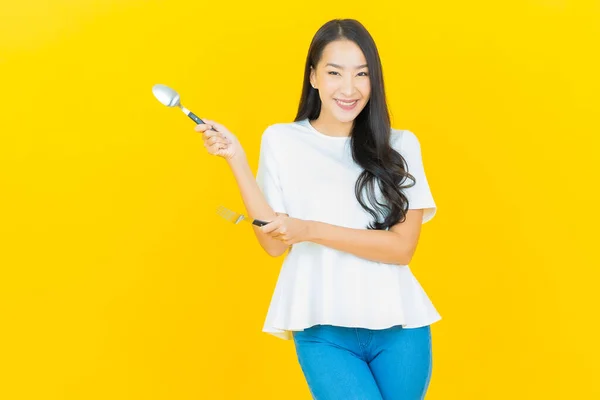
336 100 358 106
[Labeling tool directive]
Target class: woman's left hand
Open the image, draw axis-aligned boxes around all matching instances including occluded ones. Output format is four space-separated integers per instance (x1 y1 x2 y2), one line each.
260 214 313 246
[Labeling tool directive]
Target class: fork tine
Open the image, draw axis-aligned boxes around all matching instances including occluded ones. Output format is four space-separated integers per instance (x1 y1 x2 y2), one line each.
216 205 245 224
216 205 233 215
216 207 228 216
216 205 232 217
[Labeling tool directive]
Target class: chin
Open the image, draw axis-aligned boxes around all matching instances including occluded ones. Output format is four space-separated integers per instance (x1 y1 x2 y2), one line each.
332 106 366 123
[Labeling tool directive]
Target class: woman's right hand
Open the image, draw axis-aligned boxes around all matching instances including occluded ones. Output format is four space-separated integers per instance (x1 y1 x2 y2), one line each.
194 119 245 161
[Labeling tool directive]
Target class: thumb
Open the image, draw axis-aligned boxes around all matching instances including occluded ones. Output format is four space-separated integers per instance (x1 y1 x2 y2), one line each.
260 220 279 234
200 118 218 132
202 119 228 134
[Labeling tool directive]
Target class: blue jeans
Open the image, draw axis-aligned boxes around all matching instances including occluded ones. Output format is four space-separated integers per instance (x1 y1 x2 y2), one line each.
292 324 433 400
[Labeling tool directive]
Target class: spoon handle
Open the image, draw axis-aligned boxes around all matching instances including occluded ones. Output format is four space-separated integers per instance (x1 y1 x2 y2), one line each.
187 111 203 124
187 111 218 132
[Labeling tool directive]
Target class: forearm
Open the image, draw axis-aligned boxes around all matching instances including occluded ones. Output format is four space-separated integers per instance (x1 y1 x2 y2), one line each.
226 154 288 256
227 153 276 221
308 221 410 265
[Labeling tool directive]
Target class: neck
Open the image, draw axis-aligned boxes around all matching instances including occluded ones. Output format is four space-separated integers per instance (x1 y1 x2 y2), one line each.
311 114 353 137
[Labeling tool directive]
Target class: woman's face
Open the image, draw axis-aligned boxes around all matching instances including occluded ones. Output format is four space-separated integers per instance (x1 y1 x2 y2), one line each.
310 40 371 124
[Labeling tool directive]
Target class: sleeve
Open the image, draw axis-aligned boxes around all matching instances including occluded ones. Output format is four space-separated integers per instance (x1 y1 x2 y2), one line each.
255 128 287 214
400 130 437 224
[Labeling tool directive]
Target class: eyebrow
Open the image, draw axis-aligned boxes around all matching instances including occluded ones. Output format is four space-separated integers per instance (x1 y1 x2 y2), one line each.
325 63 368 69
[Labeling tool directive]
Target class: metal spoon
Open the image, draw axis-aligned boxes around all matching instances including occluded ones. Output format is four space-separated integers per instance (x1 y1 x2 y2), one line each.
152 84 215 130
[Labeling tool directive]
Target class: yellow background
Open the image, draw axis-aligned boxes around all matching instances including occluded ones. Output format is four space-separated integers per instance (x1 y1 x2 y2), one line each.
1 0 598 398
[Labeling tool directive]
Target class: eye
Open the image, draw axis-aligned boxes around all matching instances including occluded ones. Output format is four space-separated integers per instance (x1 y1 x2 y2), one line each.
327 71 340 75
358 72 369 76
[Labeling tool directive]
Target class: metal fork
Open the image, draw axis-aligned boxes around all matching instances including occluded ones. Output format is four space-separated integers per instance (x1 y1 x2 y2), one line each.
216 205 270 227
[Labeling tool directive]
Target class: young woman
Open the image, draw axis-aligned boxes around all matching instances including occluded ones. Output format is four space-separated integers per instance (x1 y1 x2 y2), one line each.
195 18 440 400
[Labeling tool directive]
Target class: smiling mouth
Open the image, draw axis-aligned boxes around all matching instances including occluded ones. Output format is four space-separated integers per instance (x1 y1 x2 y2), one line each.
335 99 359 106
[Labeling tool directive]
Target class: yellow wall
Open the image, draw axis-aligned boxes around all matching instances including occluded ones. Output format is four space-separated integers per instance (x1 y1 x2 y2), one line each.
1 1 598 398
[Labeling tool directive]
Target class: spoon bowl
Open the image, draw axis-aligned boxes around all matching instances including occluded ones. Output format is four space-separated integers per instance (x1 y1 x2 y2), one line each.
152 83 207 126
152 84 181 107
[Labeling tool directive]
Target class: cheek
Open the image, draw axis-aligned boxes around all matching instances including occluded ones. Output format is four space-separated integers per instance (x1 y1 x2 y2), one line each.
359 80 371 97
320 80 338 97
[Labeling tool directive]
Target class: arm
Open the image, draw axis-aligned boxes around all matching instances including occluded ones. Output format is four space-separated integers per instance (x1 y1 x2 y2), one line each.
307 209 425 265
194 120 289 257
226 154 290 258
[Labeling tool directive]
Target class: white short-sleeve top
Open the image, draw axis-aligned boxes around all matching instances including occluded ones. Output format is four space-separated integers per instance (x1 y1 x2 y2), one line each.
256 118 441 340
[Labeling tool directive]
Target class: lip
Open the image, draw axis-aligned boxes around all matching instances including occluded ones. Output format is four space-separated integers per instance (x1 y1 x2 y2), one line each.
335 98 359 111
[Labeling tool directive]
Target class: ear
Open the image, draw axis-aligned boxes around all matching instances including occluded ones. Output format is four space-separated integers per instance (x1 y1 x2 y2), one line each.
309 66 316 88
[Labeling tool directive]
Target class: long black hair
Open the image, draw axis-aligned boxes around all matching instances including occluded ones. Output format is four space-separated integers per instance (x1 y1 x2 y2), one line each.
295 19 416 230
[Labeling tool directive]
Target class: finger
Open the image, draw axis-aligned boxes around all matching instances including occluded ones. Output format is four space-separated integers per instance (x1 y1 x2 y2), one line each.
260 221 280 234
202 119 228 133
199 119 218 131
272 229 289 240
271 226 286 235
194 123 213 133
268 223 286 235
202 130 223 141
206 136 228 146
210 138 229 147
207 142 226 154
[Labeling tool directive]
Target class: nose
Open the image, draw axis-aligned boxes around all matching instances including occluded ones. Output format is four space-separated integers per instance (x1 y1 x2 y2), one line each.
340 75 357 97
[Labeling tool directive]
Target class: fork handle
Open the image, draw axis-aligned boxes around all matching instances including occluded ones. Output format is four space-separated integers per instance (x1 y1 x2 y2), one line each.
251 219 269 227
